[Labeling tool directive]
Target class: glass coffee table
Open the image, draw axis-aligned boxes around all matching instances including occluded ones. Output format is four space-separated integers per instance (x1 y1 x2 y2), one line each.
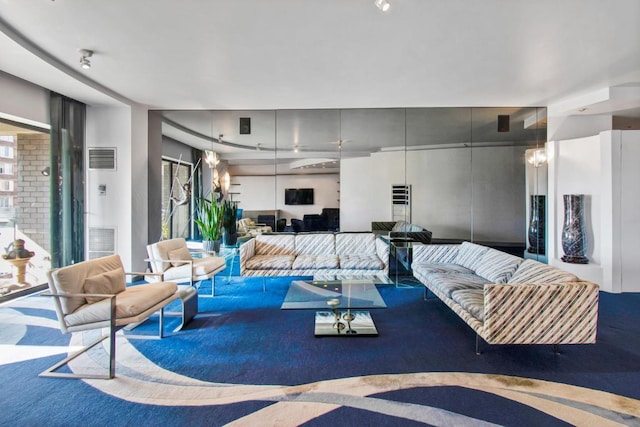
281 279 386 336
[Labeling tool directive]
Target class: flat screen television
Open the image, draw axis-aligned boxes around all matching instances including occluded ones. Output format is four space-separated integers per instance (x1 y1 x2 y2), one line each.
285 188 314 205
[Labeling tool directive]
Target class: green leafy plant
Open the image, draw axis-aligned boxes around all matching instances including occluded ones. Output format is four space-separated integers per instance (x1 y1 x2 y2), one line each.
194 197 224 241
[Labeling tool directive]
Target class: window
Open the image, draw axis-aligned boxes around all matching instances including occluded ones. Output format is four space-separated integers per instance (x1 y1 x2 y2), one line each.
0 180 14 191
0 163 14 175
0 136 14 143
0 146 14 158
0 196 13 207
161 158 193 240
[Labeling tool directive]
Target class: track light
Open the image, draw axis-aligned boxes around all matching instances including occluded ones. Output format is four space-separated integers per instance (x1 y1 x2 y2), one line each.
41 166 50 176
79 49 93 69
374 0 390 12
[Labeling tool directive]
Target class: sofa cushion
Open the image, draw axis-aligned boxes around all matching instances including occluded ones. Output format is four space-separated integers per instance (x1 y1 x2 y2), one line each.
339 254 384 270
412 262 474 276
293 254 339 269
412 244 459 264
255 234 295 256
475 248 523 283
83 268 126 304
391 221 423 232
167 246 192 267
454 242 490 271
424 272 489 298
335 233 376 255
295 233 335 255
508 259 579 284
450 289 485 321
245 254 294 270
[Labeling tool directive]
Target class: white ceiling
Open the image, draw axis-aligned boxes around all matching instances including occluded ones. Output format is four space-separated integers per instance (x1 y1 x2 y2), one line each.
0 0 638 171
1 0 639 111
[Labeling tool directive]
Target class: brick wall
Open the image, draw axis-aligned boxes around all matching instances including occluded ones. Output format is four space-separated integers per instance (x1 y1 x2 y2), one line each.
17 133 50 252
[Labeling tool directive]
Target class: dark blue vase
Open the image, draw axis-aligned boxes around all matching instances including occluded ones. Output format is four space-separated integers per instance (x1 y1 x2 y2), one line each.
527 195 546 255
561 194 588 264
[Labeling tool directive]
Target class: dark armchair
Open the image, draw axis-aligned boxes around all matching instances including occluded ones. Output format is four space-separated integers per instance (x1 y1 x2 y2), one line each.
257 214 276 230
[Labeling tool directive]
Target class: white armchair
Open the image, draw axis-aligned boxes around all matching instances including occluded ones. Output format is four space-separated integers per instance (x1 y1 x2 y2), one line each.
146 237 227 296
41 254 187 379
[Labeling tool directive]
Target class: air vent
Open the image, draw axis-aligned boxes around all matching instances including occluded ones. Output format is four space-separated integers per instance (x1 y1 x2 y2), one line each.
88 148 116 170
88 227 116 259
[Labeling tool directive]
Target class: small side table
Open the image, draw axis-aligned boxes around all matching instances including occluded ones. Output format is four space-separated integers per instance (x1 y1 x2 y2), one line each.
389 238 417 287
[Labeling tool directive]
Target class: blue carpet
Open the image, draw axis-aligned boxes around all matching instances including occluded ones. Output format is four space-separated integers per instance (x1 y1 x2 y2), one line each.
1 275 639 426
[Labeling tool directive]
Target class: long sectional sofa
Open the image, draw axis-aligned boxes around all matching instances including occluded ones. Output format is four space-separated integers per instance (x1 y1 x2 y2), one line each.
412 242 599 350
239 232 389 281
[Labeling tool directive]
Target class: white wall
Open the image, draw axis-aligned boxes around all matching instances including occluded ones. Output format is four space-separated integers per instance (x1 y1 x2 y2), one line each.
231 174 339 222
551 135 602 264
86 105 134 269
619 131 640 292
548 130 640 293
0 71 49 127
130 104 149 272
341 151 405 232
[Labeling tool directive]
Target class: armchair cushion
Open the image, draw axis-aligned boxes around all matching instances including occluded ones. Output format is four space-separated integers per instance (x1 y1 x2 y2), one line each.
83 268 126 304
52 254 125 314
167 246 192 267
64 281 178 327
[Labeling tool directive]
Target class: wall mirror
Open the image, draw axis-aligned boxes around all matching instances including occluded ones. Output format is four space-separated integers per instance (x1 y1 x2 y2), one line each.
157 106 547 258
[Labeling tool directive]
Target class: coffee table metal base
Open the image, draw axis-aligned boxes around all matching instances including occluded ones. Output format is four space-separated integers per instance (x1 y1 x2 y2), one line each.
314 310 378 336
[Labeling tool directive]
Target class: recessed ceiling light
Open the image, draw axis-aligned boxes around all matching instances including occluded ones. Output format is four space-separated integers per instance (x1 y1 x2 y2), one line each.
374 0 391 12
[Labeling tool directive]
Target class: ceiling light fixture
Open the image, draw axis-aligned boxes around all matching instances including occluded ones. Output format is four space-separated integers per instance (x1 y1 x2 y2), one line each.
374 0 391 12
527 148 547 168
79 49 93 69
205 135 221 168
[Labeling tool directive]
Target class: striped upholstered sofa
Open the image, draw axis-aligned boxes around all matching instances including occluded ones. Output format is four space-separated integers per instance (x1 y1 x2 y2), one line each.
412 242 599 350
239 232 389 280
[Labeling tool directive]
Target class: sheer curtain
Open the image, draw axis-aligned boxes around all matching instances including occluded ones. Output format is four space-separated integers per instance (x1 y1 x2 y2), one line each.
49 92 85 267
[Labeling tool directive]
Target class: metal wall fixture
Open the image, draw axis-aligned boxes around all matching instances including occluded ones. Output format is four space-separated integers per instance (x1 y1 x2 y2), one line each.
79 49 93 69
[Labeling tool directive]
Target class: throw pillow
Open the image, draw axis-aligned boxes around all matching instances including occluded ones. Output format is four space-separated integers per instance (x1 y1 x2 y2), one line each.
167 246 192 267
83 268 126 304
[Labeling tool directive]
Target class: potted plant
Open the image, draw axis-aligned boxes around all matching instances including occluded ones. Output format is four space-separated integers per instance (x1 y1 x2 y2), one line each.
222 199 238 246
194 197 224 252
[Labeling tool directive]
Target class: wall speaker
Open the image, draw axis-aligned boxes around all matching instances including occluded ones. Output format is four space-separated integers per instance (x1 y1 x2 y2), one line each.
498 115 510 133
239 117 251 134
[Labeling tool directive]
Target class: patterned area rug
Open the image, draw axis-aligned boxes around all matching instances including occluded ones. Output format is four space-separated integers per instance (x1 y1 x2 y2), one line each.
1 277 639 426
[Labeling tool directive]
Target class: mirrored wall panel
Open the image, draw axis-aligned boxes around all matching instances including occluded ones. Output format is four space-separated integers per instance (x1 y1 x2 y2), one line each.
157 106 547 258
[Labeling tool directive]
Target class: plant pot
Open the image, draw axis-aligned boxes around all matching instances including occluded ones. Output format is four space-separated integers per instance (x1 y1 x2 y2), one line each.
223 229 238 246
203 240 221 253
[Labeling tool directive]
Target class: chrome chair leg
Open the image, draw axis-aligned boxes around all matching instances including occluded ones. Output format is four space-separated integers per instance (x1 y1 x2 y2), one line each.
41 298 117 380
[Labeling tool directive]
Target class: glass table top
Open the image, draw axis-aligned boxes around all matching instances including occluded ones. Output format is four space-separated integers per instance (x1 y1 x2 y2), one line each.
281 279 387 310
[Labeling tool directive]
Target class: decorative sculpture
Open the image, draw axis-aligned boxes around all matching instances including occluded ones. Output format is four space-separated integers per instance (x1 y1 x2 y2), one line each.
561 194 589 264
2 239 35 286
